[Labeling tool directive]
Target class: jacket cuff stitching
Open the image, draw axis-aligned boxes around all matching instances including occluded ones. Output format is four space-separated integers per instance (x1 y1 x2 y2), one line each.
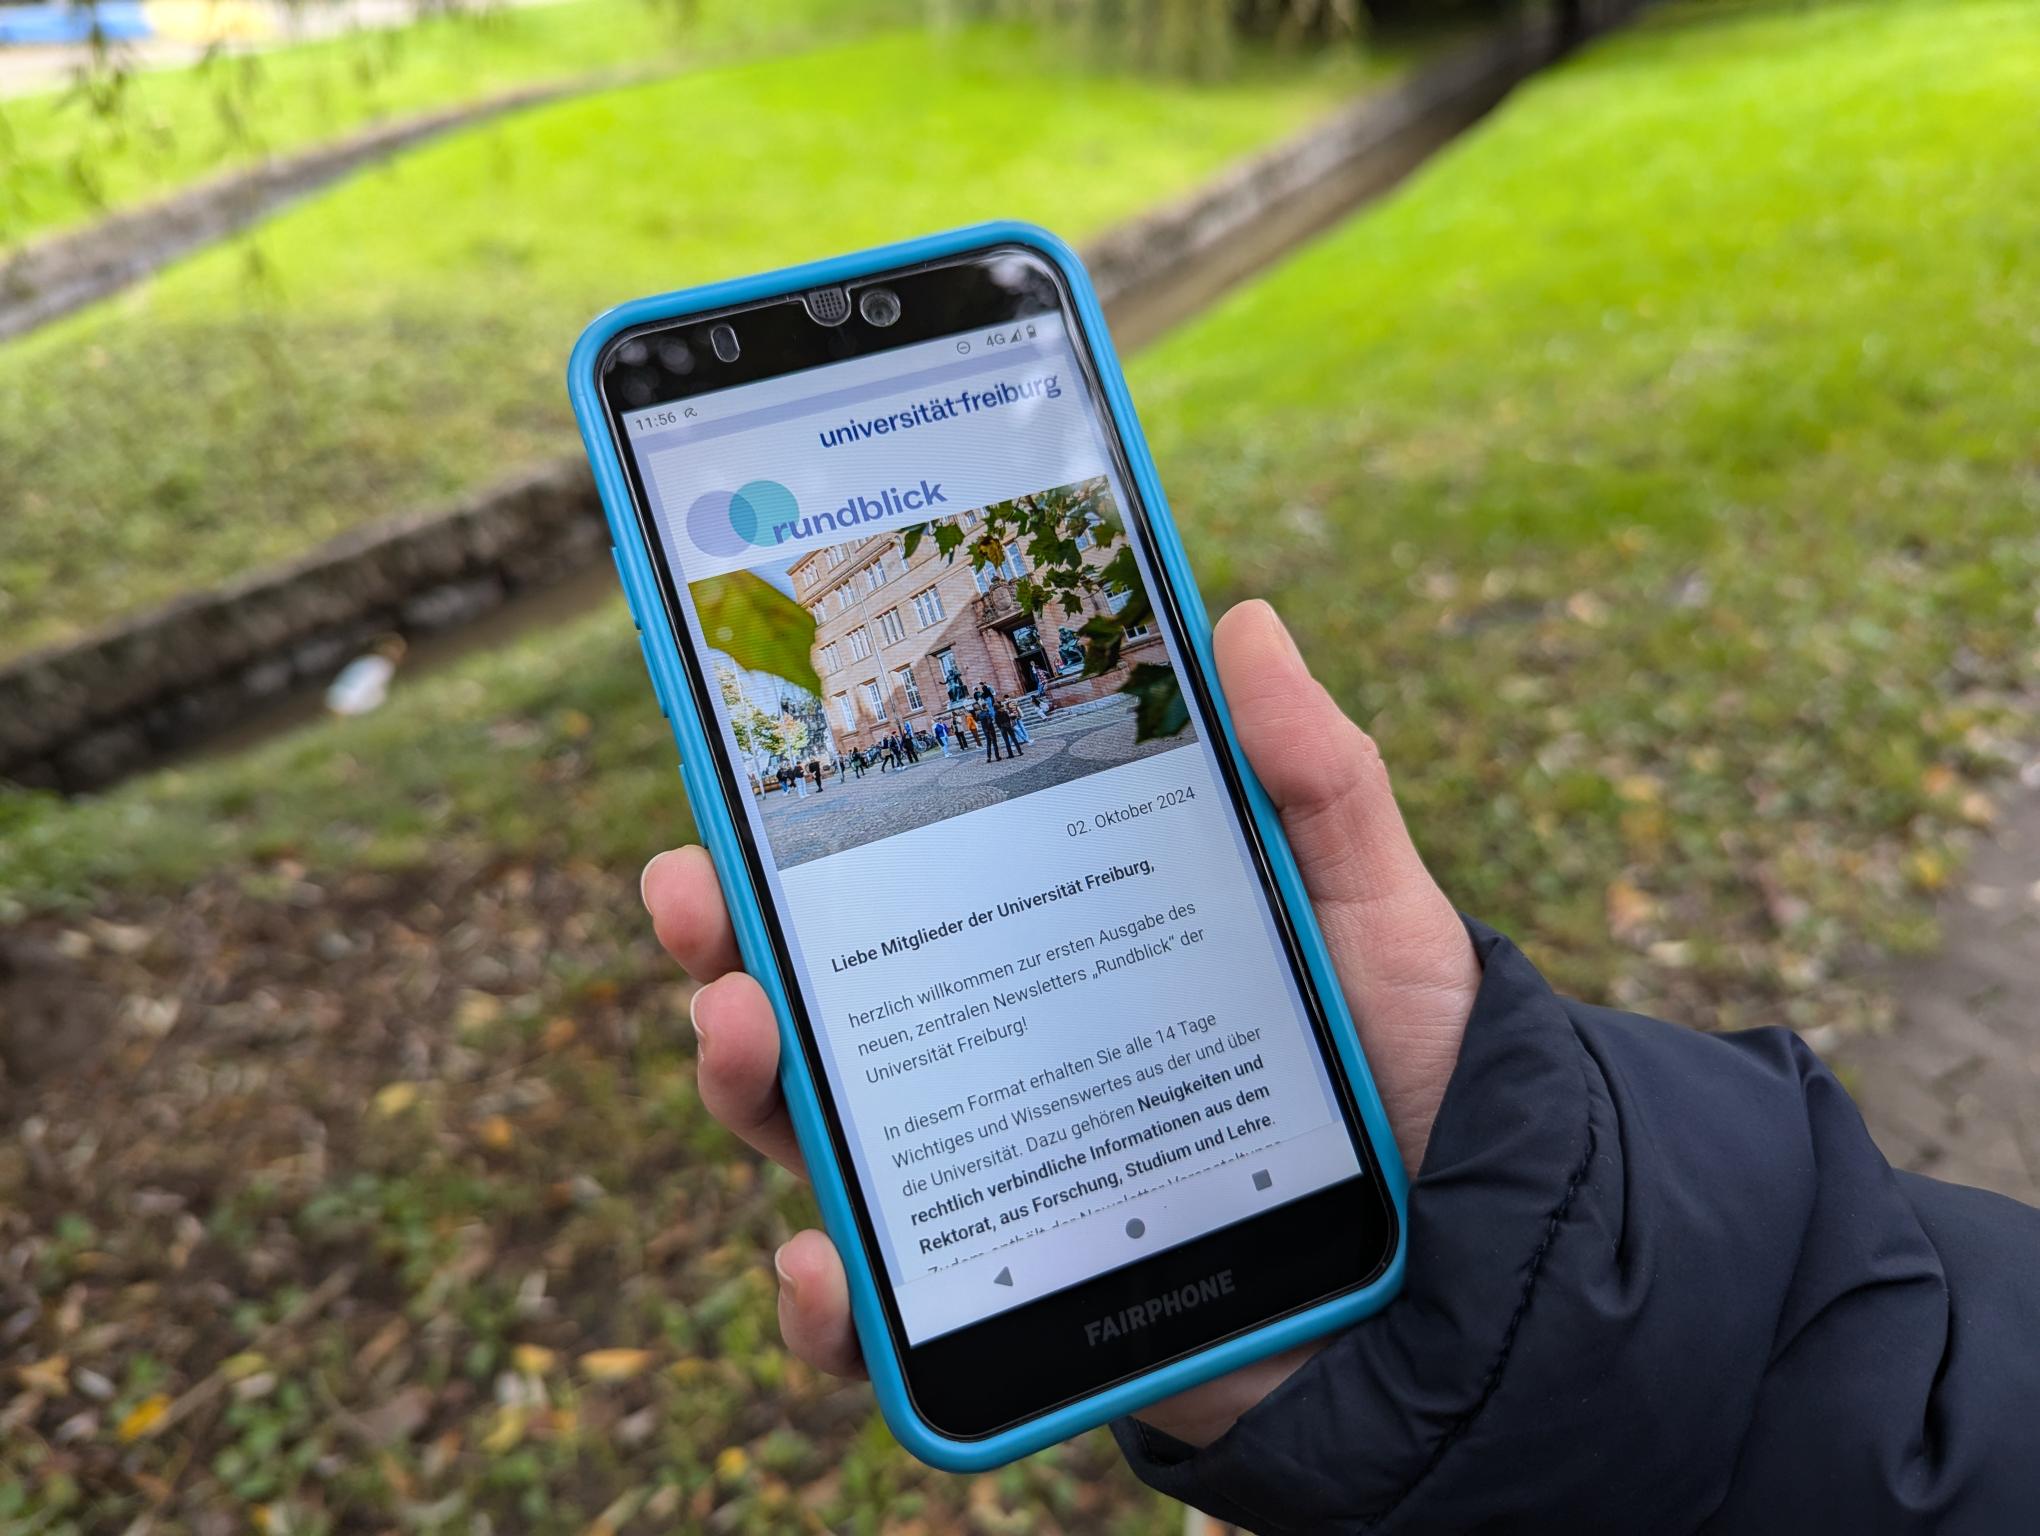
1357 1017 1605 1532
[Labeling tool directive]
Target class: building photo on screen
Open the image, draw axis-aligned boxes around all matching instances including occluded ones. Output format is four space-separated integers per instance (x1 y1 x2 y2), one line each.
690 474 1197 871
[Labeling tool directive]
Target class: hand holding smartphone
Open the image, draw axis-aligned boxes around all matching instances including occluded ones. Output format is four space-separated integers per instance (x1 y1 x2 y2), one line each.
648 598 1484 1453
569 225 1443 1468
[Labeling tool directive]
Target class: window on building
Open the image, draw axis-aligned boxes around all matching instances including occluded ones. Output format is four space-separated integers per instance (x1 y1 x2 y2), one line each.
863 679 886 721
811 603 827 623
911 586 945 627
896 665 923 712
835 692 856 732
865 557 888 591
837 587 857 615
819 642 842 674
1073 510 1104 551
876 608 906 645
825 546 845 568
1108 586 1152 640
847 627 873 661
972 545 1030 593
962 509 979 528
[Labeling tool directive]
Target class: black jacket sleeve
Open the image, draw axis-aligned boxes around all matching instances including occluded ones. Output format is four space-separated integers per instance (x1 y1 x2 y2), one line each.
1113 923 2040 1534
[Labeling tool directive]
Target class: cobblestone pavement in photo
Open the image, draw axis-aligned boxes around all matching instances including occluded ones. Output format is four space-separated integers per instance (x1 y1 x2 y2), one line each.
756 696 1194 868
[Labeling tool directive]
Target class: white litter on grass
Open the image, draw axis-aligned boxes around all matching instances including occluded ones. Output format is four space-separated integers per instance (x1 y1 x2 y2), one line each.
326 637 407 716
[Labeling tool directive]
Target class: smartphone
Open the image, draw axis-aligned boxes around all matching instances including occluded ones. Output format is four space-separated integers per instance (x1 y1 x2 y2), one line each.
568 223 1404 1470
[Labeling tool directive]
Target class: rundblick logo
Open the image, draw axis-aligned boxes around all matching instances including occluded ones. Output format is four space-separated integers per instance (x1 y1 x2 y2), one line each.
686 480 798 558
686 478 949 556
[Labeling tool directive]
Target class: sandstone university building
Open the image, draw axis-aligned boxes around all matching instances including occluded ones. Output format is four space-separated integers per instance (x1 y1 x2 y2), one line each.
790 504 1161 755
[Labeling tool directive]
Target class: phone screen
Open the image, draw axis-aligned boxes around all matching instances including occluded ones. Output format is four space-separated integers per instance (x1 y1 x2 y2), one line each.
602 247 1392 1433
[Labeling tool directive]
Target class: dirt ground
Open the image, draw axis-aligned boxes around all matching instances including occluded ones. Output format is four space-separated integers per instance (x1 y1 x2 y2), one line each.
0 858 1159 1532
7 779 2039 1528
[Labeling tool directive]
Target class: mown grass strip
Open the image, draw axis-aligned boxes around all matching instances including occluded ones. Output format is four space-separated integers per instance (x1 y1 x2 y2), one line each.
0 27 1386 659
1135 0 2040 1029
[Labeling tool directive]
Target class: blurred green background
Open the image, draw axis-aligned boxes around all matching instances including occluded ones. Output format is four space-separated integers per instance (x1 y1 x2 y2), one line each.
2 0 2036 1530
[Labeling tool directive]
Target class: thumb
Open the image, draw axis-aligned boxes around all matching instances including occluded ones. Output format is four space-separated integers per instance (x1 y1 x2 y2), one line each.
1212 600 1478 1171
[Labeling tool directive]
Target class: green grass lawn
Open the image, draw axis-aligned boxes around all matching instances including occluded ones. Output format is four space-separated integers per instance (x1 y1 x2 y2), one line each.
1133 0 2040 1029
4 0 2037 1526
0 27 1384 659
0 0 901 246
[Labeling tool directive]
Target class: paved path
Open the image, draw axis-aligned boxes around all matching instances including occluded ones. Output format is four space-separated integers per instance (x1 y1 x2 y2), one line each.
756 696 1193 869
1842 767 2040 1206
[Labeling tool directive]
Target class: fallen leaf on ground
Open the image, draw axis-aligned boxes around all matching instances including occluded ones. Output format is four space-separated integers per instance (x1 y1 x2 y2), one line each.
118 1393 171 1441
482 1406 528 1454
1607 879 1661 944
512 1344 557 1376
16 1356 69 1394
580 1348 652 1382
373 1082 420 1117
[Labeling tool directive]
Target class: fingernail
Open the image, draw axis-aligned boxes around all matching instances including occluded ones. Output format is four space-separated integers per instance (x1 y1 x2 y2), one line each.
640 851 667 910
774 1245 799 1302
687 986 710 1057
1264 603 1303 664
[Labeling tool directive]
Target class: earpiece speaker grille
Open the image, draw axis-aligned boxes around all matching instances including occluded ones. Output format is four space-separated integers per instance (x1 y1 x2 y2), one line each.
804 287 851 325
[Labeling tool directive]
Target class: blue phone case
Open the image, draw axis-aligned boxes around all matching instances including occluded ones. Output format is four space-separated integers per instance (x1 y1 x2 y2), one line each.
567 221 1407 1471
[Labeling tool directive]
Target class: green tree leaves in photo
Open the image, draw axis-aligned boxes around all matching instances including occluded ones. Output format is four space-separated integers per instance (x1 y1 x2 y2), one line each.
693 569 821 695
901 476 1188 740
1121 662 1191 739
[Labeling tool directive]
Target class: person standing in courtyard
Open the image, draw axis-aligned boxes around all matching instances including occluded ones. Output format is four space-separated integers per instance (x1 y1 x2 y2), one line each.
995 696 1025 758
976 696 1003 762
1007 694 1032 746
807 759 823 794
934 716 951 757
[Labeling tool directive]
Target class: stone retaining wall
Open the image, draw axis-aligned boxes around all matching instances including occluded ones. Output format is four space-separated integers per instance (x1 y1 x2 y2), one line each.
0 1 1642 793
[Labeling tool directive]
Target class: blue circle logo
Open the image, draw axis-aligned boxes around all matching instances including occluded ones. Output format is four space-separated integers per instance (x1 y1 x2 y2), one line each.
686 480 797 556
